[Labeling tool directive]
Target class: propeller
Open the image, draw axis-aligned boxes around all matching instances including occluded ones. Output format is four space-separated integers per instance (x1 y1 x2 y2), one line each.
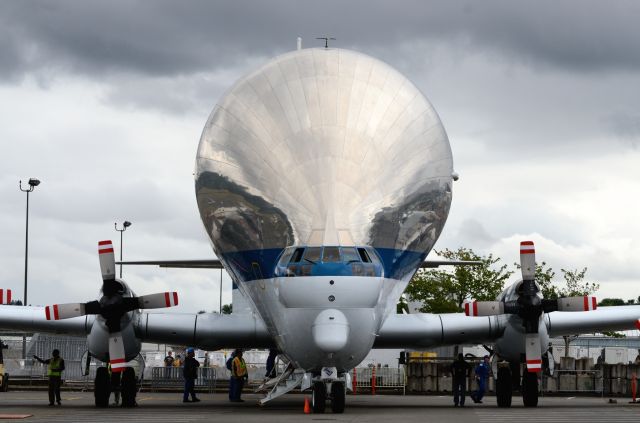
464 240 598 373
44 240 179 371
0 289 11 305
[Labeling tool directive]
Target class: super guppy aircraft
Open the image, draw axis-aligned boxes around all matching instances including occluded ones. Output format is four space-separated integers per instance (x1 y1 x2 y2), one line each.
2 46 640 413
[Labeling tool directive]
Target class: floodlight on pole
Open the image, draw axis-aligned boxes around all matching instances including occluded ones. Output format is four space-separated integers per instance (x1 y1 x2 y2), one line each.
115 221 132 278
19 177 41 359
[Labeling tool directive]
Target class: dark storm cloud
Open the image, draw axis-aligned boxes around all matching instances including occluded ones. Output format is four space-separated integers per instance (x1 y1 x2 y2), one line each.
2 0 640 82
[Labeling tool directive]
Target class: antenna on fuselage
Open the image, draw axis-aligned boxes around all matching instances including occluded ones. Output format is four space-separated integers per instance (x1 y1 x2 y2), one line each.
316 36 336 48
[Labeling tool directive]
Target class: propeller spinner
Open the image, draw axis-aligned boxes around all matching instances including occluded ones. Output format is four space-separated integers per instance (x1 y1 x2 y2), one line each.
44 240 179 371
464 240 598 373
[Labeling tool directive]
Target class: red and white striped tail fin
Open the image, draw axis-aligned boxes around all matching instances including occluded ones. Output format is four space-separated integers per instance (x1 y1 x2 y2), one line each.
98 240 116 281
464 301 504 317
519 241 536 280
109 332 127 373
525 333 542 373
137 292 179 309
557 296 598 312
0 289 11 305
44 303 86 320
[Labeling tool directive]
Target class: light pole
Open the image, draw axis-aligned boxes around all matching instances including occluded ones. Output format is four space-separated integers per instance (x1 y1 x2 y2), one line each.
19 177 40 359
114 221 132 278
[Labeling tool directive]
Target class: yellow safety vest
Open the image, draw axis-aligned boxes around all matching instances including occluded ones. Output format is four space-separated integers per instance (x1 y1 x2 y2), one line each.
232 357 247 377
48 357 63 377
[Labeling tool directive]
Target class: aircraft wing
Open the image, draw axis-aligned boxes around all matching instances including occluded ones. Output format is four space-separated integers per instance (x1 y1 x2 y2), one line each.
117 259 223 269
544 305 640 337
374 305 640 349
0 305 94 336
0 305 273 351
420 260 482 268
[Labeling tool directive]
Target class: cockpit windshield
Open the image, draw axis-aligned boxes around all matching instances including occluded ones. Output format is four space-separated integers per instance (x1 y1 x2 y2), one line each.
276 246 382 277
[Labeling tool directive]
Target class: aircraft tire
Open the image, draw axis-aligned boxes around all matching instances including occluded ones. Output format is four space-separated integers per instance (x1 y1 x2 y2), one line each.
522 371 538 407
312 381 326 414
121 368 137 407
94 367 110 408
330 382 345 414
496 367 512 408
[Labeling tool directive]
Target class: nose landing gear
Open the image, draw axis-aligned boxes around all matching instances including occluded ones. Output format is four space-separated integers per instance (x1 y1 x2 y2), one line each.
311 380 346 414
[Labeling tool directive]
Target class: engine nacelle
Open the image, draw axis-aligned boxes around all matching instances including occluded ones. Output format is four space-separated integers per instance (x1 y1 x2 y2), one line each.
87 313 141 363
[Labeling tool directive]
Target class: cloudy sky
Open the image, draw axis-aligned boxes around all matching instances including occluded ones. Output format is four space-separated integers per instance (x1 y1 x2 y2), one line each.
1 0 639 313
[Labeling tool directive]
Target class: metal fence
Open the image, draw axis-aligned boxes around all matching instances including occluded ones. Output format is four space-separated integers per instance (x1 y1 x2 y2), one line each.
353 367 406 394
149 367 217 392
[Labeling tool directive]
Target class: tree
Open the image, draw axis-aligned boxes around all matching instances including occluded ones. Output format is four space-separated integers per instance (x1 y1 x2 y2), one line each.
404 247 513 313
221 304 233 314
551 268 601 356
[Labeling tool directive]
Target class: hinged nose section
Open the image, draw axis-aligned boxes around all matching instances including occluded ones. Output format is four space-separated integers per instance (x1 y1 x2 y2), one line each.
312 309 349 353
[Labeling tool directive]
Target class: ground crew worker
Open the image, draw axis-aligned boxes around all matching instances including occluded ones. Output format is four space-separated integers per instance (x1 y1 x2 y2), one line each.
265 349 277 379
34 349 65 406
471 355 491 404
450 353 471 407
230 349 248 402
182 348 200 403
174 354 183 368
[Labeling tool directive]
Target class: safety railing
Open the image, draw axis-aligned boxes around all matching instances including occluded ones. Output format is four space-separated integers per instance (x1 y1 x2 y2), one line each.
352 367 406 395
150 366 216 392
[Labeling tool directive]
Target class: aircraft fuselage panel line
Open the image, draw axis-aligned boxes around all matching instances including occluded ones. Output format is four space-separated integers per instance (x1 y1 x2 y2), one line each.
373 313 505 349
545 305 640 337
0 305 93 336
137 311 274 350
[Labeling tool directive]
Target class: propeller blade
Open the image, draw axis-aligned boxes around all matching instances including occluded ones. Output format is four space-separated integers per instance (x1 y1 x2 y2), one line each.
520 241 536 280
98 240 116 282
556 296 597 312
525 333 542 373
464 301 504 316
0 288 11 305
44 303 86 320
136 292 179 309
109 332 127 373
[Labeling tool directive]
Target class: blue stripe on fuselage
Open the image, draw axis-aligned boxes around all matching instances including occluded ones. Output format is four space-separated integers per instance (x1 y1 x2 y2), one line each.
220 247 426 282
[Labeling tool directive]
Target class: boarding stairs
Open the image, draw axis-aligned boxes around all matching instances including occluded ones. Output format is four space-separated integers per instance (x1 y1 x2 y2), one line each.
256 359 304 405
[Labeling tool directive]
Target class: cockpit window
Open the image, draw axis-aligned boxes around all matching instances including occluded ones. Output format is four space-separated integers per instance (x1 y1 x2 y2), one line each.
290 248 305 263
357 248 371 263
302 247 321 264
278 247 295 266
341 247 360 263
322 246 341 263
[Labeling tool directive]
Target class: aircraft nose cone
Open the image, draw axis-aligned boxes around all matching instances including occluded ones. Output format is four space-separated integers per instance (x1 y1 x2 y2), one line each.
312 309 349 353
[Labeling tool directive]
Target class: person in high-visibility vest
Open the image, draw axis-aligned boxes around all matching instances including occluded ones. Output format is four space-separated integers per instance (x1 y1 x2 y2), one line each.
34 349 65 406
230 349 248 402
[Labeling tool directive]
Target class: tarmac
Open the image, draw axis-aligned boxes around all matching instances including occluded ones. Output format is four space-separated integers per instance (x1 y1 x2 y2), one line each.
0 392 639 422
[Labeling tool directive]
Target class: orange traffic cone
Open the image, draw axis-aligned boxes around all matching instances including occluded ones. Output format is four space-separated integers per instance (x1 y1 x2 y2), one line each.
303 396 311 414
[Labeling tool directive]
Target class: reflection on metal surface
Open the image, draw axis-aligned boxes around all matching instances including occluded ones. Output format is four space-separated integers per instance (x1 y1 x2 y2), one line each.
196 48 453 283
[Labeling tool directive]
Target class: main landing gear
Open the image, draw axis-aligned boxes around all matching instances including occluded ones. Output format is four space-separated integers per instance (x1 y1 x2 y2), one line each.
311 380 346 414
495 362 538 407
94 366 137 408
